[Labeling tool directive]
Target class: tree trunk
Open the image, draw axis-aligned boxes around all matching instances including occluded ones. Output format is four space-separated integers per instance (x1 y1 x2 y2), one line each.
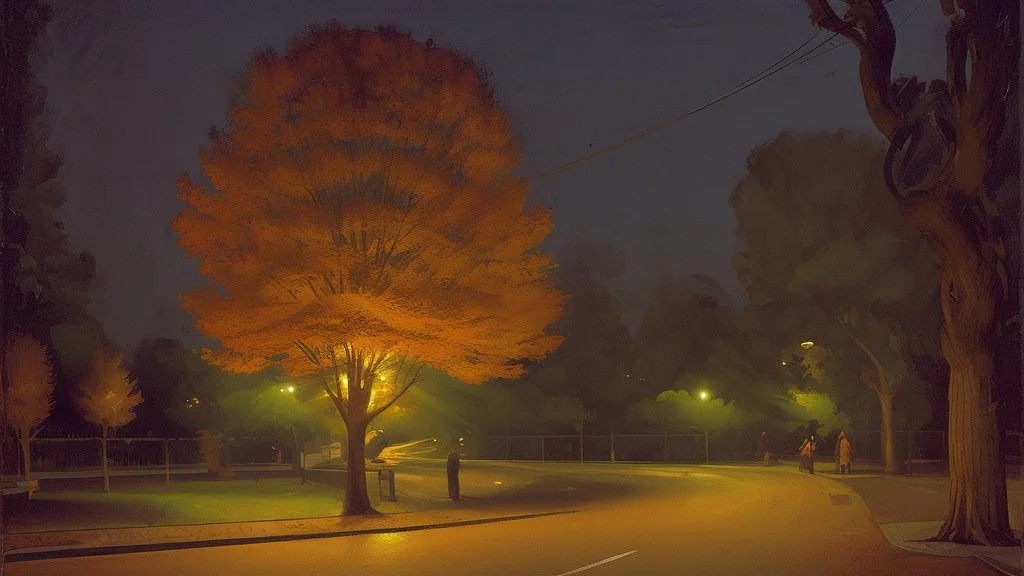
19 435 32 500
101 426 110 493
343 419 373 515
928 226 1013 545
877 391 900 474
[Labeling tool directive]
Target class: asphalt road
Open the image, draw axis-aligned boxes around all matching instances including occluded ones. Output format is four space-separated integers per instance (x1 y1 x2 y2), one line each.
8 463 999 576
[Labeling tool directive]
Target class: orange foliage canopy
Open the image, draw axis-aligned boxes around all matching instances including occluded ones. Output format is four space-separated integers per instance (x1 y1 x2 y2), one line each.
175 24 564 393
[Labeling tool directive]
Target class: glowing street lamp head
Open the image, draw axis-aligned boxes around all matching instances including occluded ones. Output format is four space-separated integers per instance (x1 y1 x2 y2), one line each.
698 391 709 401
801 341 815 349
287 385 295 393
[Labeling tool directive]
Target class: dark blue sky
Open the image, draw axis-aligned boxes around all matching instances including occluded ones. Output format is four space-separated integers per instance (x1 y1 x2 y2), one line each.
38 0 947 350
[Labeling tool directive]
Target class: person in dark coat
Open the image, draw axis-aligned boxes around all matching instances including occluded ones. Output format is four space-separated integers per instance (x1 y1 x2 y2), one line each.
758 432 771 465
446 450 461 501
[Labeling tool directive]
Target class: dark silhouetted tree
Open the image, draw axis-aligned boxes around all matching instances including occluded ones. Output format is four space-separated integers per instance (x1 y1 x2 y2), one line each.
801 0 1018 544
731 131 939 473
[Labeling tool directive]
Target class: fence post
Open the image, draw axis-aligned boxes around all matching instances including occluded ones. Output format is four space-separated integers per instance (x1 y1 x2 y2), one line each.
541 436 545 464
663 431 668 463
907 430 913 476
164 439 171 489
610 432 615 464
579 427 584 464
704 427 709 465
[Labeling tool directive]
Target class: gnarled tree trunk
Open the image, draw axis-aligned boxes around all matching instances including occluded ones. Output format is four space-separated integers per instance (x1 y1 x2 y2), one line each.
802 0 1017 545
924 207 1011 544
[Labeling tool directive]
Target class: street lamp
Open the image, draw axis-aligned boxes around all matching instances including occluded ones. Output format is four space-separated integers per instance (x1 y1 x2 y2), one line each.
800 341 815 350
698 390 710 464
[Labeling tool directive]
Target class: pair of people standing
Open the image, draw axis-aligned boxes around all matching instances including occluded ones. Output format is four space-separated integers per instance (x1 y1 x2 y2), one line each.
797 432 853 475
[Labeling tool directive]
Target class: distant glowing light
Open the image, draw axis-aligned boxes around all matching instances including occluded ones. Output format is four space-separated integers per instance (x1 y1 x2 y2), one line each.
494 481 503 485
698 391 709 401
287 385 295 393
781 361 787 366
801 341 815 349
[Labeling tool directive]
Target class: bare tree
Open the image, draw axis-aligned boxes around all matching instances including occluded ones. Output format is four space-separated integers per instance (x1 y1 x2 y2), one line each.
76 348 142 493
801 0 1018 545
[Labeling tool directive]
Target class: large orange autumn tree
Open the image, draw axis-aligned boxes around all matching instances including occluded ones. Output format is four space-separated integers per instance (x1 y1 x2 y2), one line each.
174 23 564 515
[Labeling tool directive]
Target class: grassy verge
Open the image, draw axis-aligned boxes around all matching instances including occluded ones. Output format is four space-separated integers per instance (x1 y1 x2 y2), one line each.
6 476 344 532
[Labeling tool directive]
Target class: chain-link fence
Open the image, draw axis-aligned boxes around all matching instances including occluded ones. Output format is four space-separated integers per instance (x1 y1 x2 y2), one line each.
484 433 709 463
801 430 947 465
1 436 282 478
482 429 965 466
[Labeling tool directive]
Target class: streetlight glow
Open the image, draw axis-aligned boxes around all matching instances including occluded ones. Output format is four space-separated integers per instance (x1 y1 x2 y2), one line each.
698 391 709 401
801 341 815 349
287 385 295 393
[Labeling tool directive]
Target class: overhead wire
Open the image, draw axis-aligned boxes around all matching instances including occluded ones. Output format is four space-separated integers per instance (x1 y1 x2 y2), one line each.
527 0 924 182
793 0 928 67
526 30 837 181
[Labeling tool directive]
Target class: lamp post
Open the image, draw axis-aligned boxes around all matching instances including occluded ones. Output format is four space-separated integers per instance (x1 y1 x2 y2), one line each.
698 390 710 465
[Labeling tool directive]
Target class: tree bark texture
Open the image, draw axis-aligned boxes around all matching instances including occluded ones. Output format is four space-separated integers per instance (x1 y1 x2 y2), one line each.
343 419 372 515
929 217 1012 544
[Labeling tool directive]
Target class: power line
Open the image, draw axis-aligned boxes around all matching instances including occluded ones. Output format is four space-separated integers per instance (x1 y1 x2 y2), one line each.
527 31 837 181
527 0 924 182
794 0 927 67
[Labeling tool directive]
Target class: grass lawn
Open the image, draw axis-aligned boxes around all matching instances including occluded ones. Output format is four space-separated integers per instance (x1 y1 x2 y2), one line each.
6 475 344 533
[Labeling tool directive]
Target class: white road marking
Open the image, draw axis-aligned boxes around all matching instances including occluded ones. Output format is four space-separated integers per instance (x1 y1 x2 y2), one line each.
553 550 639 576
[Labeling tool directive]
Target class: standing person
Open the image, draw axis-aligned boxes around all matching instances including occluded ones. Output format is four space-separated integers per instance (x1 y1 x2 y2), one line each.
799 435 817 474
758 432 772 465
446 450 461 501
805 435 817 474
837 431 853 475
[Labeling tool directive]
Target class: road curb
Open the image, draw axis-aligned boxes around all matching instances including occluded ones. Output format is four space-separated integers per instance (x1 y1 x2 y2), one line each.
881 534 1022 576
6 509 579 563
822 472 1024 576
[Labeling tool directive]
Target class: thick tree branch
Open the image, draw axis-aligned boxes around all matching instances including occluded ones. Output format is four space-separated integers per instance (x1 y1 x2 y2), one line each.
836 314 890 394
367 363 422 422
804 0 902 138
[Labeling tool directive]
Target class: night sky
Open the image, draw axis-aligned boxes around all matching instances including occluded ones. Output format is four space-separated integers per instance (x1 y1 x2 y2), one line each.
37 0 948 351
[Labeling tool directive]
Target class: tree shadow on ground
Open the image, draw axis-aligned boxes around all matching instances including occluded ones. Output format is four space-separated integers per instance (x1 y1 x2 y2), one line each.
457 475 642 510
4 494 168 533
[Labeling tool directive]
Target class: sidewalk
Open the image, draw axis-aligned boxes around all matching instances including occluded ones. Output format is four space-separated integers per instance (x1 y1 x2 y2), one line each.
837 474 1024 576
